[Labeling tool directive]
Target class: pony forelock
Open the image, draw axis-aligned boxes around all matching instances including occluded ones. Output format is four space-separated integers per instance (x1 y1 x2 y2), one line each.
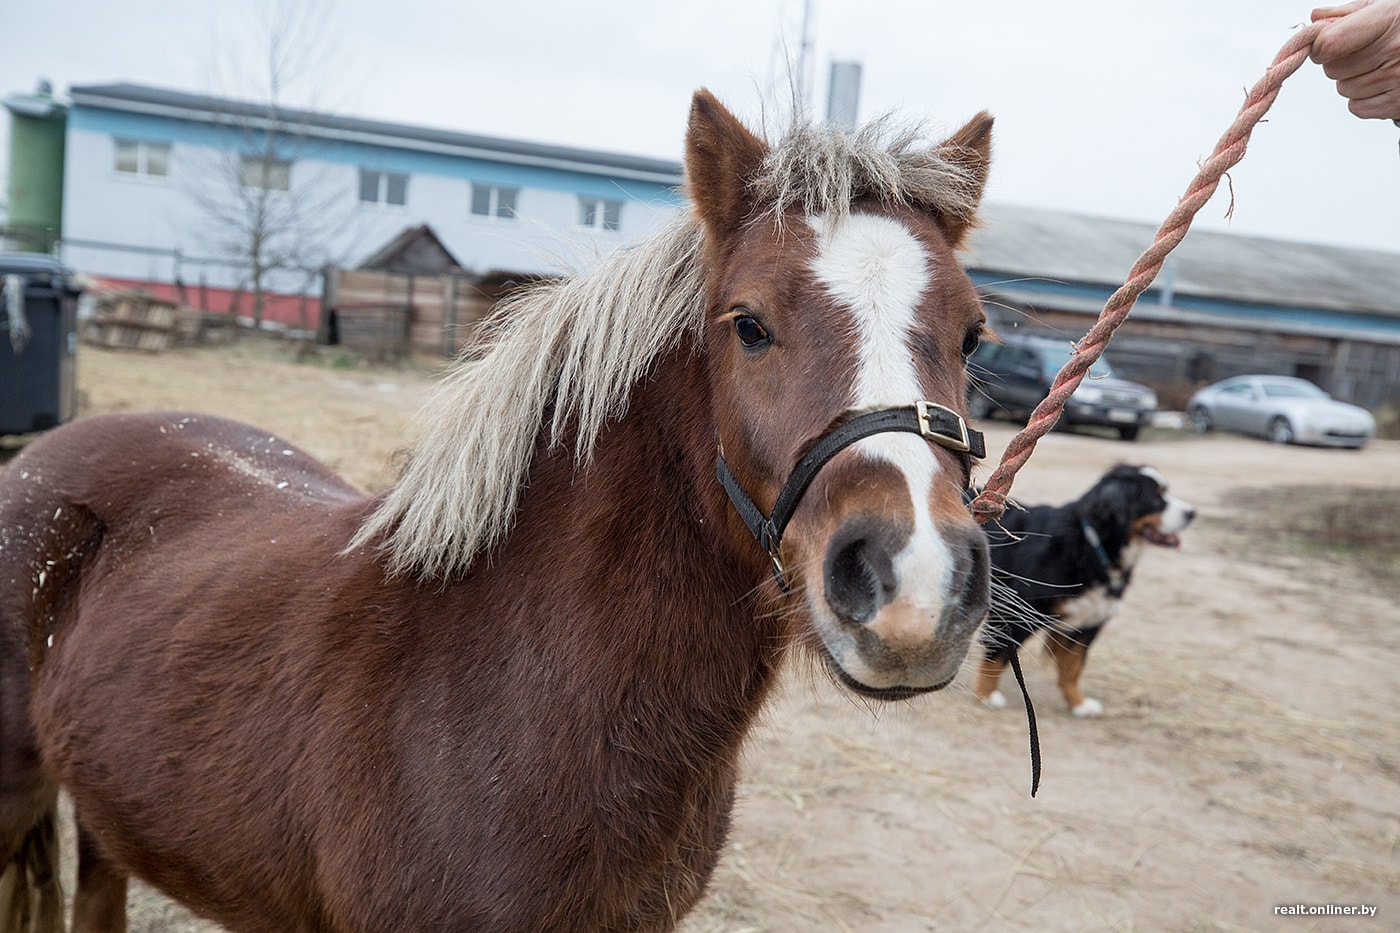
755 114 983 233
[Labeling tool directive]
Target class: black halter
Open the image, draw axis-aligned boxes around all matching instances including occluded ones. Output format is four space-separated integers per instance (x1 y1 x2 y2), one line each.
716 401 985 588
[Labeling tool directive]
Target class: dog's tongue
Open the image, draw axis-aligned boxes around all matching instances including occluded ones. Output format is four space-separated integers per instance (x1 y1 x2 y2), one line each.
1143 528 1182 548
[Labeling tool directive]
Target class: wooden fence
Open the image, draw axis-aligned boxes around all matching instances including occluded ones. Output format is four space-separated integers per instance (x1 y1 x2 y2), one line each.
325 268 545 359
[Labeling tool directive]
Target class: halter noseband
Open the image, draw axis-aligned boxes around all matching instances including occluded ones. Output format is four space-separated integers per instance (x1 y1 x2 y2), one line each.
716 401 986 589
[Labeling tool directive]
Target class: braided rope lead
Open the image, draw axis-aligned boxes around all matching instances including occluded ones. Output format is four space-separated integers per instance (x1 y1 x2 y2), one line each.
968 24 1323 524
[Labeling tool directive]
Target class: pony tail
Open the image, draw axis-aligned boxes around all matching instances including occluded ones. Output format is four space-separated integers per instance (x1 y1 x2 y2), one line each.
0 805 64 933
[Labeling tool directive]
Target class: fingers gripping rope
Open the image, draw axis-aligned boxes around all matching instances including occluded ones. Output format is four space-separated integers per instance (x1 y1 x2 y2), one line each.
968 24 1324 525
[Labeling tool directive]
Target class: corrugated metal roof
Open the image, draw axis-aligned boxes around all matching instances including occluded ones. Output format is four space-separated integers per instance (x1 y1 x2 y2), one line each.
965 203 1399 318
68 83 686 187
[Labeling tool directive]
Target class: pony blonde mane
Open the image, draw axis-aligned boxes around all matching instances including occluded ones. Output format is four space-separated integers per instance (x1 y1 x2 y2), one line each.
356 110 984 579
353 214 707 578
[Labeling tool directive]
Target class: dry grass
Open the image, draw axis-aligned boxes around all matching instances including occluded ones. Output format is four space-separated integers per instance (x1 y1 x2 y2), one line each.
1225 485 1400 596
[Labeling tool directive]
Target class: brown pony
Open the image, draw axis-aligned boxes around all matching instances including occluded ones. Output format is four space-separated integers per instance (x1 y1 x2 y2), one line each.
0 91 993 933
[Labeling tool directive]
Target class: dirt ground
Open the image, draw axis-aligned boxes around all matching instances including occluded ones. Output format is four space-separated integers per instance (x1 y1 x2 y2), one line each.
24 342 1400 931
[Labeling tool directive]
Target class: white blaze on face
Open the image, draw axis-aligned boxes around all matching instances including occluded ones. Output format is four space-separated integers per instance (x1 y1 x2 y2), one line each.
809 212 955 613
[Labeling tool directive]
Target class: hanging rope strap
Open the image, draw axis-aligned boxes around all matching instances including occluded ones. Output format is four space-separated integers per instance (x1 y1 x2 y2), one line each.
1008 649 1041 797
968 24 1323 524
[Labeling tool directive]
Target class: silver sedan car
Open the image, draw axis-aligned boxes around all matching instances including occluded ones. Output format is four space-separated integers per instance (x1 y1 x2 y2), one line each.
1186 375 1375 449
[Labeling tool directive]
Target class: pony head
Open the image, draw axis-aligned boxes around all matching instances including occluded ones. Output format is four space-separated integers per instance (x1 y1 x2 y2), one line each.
687 90 993 699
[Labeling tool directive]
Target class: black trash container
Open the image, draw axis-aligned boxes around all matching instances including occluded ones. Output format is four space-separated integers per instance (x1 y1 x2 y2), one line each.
0 252 82 435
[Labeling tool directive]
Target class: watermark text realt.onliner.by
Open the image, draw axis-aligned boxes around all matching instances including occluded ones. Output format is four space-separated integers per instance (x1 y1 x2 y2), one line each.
1275 903 1376 918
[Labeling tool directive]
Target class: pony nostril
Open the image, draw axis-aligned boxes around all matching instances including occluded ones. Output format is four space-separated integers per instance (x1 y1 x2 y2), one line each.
826 539 880 624
824 532 897 625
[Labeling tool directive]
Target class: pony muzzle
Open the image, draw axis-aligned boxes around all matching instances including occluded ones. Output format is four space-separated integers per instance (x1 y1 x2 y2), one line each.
817 516 990 697
716 402 990 696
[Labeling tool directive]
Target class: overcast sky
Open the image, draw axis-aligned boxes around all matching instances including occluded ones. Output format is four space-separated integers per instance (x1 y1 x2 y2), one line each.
3 0 1397 253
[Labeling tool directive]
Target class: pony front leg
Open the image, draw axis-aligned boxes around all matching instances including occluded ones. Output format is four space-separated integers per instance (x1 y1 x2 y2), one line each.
71 822 127 933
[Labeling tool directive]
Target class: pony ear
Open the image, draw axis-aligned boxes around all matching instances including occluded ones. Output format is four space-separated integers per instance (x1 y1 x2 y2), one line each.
934 111 994 249
685 89 769 239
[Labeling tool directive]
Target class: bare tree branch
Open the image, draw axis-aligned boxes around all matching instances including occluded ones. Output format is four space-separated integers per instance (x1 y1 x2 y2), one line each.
183 0 365 329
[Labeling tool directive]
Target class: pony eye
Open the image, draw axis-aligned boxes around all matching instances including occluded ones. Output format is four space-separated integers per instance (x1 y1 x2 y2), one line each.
733 313 772 350
961 325 983 357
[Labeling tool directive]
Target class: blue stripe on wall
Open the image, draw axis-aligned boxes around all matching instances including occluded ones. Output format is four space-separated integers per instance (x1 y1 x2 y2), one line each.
69 105 684 206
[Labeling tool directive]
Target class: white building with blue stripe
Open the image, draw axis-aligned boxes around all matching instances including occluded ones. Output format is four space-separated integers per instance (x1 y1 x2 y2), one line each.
61 83 685 292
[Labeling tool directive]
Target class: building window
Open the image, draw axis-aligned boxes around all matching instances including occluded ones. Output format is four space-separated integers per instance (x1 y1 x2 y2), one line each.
240 155 292 191
359 169 409 206
470 183 518 220
113 139 171 178
578 196 622 231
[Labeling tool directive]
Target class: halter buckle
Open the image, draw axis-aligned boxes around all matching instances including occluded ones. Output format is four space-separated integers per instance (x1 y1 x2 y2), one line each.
916 401 971 453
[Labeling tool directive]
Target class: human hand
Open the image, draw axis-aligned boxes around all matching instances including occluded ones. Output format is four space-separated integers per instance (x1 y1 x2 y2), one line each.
1310 0 1400 119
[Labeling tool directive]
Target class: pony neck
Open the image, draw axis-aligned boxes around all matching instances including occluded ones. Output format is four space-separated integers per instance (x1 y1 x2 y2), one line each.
449 343 786 733
526 341 777 610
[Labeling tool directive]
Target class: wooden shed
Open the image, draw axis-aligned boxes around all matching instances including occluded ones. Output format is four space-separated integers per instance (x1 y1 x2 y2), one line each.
325 226 548 358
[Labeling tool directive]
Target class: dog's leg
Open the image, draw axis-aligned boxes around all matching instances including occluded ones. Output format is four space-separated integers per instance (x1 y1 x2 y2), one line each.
973 656 1009 709
1045 634 1102 717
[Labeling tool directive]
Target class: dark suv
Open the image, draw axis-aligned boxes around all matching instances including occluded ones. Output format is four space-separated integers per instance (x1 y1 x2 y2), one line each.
968 334 1158 440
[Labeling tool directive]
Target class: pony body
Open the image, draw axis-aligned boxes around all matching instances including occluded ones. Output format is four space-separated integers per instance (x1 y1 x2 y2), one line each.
0 91 994 932
9 401 762 931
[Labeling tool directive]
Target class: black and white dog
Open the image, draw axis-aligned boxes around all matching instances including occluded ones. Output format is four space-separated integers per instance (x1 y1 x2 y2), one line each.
973 465 1195 717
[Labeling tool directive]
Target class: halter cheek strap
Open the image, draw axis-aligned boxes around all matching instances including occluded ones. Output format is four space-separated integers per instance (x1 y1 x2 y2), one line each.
716 401 986 589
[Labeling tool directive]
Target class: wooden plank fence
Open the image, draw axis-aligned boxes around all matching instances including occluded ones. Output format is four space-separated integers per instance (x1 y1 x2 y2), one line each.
326 268 538 359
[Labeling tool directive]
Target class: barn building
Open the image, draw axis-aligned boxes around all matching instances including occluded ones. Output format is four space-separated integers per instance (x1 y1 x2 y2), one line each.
965 205 1400 411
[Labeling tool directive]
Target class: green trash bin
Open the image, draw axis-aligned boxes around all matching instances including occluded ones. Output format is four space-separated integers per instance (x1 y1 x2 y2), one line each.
0 252 82 435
